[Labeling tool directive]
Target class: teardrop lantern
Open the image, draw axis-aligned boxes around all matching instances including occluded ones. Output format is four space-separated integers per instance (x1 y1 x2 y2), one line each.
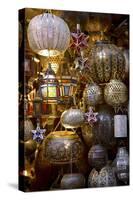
83 83 103 106
27 13 70 57
43 131 84 164
61 108 85 129
88 40 125 84
104 79 128 107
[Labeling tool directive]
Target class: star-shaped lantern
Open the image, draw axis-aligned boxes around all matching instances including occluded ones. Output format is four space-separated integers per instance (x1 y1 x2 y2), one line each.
74 51 89 71
70 24 89 55
85 107 98 126
32 121 46 143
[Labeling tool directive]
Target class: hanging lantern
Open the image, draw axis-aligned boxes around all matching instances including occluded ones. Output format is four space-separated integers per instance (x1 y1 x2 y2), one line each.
61 108 85 129
39 63 60 104
43 131 84 164
88 40 125 84
115 147 129 184
92 104 115 147
57 63 77 103
27 13 70 57
60 173 85 189
114 115 127 138
88 164 117 187
104 79 128 107
83 83 103 107
88 144 108 170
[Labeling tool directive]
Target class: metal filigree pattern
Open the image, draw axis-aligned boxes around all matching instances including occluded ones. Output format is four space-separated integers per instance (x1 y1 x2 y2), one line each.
88 41 125 84
104 79 128 107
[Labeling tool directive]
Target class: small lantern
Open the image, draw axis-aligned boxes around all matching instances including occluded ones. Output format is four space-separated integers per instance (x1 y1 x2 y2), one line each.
57 63 77 103
39 63 60 104
33 90 42 117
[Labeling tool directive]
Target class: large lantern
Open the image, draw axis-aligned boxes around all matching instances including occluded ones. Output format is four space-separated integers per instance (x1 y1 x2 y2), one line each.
39 63 60 104
27 13 70 57
88 40 125 84
43 131 84 164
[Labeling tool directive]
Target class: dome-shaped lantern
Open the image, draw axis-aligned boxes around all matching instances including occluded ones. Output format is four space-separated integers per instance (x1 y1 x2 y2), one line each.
88 40 125 84
27 13 70 57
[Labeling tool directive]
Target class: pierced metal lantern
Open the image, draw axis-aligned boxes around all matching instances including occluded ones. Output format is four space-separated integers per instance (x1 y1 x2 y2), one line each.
104 79 128 107
27 13 70 57
24 119 34 142
43 131 84 164
81 123 94 147
88 40 125 84
83 83 103 106
88 144 108 170
39 63 60 104
60 173 85 189
88 165 117 187
115 147 129 184
61 108 85 129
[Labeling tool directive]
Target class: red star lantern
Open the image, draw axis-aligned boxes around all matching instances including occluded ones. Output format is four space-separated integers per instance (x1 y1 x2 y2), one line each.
70 24 89 55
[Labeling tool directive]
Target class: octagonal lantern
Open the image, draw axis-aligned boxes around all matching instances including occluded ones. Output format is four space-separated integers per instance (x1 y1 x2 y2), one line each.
27 13 70 57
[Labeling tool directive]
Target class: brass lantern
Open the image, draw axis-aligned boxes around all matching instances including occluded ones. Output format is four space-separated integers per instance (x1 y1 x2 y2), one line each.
43 131 84 164
104 79 128 107
88 40 125 84
39 63 60 104
57 63 77 103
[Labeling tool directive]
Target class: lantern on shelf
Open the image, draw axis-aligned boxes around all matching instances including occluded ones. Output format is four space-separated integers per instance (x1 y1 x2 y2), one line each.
104 79 128 107
27 13 70 57
88 144 108 170
115 147 129 184
88 40 125 84
61 108 85 129
57 63 77 103
43 131 84 164
83 83 103 107
39 63 60 104
60 173 85 189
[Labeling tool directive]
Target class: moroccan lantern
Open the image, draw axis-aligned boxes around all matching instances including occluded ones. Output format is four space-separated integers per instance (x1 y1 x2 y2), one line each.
39 63 60 104
88 164 117 187
43 131 84 164
27 13 70 57
57 63 77 102
104 79 128 107
60 173 85 189
24 139 37 156
88 40 125 84
88 144 108 170
92 104 115 147
114 115 127 138
61 108 85 129
83 83 103 107
115 147 129 184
